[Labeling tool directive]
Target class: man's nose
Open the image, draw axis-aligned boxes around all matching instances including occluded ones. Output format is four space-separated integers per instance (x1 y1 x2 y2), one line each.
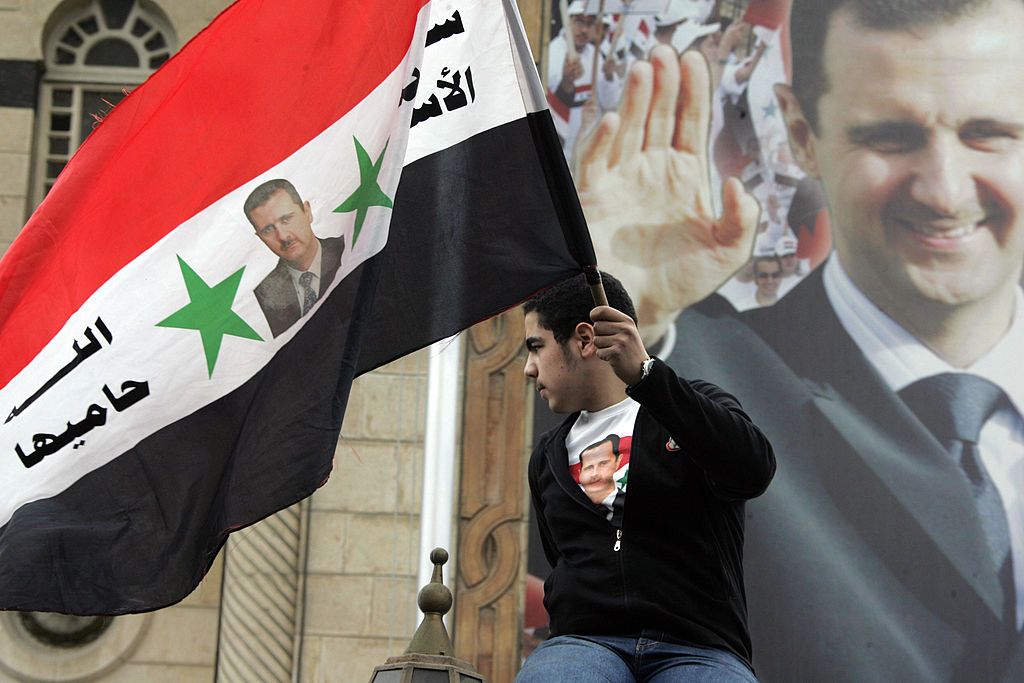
523 357 537 378
277 225 297 243
909 136 974 216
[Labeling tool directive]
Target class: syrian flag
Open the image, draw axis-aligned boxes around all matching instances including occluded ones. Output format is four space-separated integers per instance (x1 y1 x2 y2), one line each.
0 0 593 614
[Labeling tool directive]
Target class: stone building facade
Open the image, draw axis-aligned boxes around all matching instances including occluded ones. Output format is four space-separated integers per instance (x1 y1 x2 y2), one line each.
0 1 544 681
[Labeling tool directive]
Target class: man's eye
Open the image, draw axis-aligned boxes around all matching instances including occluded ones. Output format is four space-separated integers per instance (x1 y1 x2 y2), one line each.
861 134 919 154
961 123 1019 151
849 125 925 154
868 139 914 153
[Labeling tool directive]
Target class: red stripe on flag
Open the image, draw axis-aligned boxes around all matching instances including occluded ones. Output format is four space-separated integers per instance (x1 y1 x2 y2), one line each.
0 0 429 390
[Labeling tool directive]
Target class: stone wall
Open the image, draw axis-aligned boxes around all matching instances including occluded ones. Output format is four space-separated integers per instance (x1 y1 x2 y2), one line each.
298 350 428 680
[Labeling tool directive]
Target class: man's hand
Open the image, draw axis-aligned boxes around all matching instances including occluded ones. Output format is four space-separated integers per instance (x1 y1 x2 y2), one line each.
576 46 760 345
735 41 767 85
591 306 649 387
559 55 584 95
718 20 749 61
602 54 625 81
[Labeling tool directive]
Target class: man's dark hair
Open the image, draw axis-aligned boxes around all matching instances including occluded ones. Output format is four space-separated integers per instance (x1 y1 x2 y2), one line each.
243 178 304 226
790 0 993 131
523 271 637 345
581 434 621 461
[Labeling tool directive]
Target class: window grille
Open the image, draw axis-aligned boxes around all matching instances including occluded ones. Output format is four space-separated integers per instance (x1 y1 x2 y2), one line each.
32 0 176 205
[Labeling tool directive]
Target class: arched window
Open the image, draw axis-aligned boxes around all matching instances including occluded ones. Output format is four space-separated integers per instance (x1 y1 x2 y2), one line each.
32 0 176 204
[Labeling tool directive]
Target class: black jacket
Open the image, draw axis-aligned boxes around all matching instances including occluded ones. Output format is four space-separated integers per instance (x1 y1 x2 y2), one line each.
528 358 775 667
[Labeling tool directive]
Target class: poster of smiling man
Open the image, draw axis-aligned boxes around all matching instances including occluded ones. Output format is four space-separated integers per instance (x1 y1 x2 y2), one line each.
526 0 1024 680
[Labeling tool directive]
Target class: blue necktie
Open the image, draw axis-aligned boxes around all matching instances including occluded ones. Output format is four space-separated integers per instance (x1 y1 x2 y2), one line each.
299 271 317 316
899 373 1014 625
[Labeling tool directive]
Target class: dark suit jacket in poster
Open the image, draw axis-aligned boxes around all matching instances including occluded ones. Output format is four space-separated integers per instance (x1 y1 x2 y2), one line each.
665 268 1022 682
254 236 344 338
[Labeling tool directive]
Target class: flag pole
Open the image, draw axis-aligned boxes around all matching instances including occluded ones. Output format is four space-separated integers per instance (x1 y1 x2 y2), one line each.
587 0 608 309
584 265 608 306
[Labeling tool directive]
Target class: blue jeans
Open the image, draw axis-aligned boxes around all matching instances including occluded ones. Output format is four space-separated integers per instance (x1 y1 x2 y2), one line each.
515 633 757 682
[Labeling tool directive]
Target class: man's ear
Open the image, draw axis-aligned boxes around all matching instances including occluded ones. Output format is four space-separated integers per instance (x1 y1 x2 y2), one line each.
574 321 597 357
775 84 820 178
303 200 313 220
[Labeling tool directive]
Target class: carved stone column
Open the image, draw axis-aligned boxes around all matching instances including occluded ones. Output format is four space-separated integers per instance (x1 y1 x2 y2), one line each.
453 309 532 683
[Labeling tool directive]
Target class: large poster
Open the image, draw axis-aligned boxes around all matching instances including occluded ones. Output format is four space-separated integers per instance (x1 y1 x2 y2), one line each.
526 0 1024 679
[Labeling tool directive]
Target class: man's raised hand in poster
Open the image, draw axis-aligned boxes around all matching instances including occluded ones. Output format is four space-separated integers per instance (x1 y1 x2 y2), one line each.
575 45 760 346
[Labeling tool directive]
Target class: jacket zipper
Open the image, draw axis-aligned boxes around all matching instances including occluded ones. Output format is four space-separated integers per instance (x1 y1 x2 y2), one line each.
615 527 628 612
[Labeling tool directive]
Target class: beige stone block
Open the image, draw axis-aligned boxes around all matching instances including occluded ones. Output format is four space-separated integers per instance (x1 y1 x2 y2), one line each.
297 634 325 682
100 663 214 683
164 0 235 44
304 575 373 636
0 1 22 11
0 108 33 153
344 374 426 441
130 606 219 666
0 195 29 243
307 636 398 683
0 154 29 196
21 0 55 19
0 15 40 59
378 345 431 375
368 576 418 638
306 510 348 574
315 440 421 514
179 553 224 607
343 514 418 575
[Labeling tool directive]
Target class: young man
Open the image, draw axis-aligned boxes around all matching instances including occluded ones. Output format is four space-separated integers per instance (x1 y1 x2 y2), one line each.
517 272 775 682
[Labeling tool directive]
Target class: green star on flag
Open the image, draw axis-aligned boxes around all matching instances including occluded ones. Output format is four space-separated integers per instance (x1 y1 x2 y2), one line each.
157 256 263 377
333 136 393 245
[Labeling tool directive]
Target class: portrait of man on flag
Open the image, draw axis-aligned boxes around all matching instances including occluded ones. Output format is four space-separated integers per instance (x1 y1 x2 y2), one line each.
244 179 346 338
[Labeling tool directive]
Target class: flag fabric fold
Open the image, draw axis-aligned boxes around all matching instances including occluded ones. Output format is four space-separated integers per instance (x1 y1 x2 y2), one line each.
0 0 590 614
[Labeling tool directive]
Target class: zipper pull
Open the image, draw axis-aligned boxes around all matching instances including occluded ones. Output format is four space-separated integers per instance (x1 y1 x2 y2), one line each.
613 529 622 552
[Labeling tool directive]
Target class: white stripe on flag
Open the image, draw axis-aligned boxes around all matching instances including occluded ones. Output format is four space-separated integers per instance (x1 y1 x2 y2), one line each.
404 0 548 164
